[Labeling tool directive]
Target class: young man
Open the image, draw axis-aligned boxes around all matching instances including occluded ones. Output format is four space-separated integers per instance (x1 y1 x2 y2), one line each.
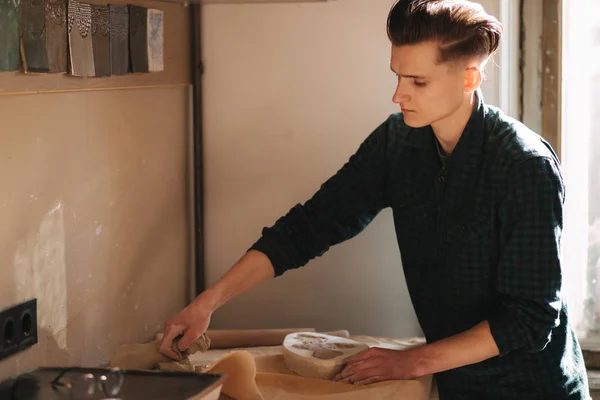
161 0 590 398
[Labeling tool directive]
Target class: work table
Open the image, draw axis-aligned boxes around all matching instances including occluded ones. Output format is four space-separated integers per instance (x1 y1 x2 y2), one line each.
189 334 435 400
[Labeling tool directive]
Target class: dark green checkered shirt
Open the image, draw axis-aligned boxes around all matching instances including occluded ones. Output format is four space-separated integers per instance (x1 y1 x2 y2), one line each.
250 90 590 399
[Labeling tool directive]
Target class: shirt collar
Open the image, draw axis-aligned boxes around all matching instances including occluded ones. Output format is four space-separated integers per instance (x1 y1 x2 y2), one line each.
446 87 486 170
403 87 486 171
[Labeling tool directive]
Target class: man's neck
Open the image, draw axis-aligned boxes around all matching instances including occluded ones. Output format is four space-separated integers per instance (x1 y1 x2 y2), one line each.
431 93 477 155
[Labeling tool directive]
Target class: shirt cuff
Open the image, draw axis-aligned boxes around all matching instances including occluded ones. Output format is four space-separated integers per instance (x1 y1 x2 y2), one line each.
248 234 289 277
488 305 531 357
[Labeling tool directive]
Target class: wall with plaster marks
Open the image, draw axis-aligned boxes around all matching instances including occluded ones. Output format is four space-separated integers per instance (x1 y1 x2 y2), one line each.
0 0 192 379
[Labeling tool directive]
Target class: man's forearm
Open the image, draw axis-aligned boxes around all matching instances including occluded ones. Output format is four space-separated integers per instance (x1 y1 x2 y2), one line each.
197 250 275 312
409 321 500 377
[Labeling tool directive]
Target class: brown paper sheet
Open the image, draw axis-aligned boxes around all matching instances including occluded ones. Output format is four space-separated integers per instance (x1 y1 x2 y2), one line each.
110 332 433 400
190 336 433 400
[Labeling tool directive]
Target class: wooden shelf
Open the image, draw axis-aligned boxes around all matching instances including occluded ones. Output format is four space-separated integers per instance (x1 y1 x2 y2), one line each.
0 0 190 95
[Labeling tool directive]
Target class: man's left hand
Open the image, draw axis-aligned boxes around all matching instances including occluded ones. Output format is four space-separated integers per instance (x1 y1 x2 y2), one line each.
333 347 421 385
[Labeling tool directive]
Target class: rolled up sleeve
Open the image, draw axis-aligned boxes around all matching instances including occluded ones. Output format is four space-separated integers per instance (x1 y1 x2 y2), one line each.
249 118 392 277
488 156 565 356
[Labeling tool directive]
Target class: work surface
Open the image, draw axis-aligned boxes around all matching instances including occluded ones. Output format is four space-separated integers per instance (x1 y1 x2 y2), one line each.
190 335 437 400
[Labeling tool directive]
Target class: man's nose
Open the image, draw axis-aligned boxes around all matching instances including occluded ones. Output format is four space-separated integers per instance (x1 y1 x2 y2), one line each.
392 81 410 104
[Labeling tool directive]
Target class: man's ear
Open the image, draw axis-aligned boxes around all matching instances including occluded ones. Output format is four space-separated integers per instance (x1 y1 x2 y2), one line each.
464 66 482 93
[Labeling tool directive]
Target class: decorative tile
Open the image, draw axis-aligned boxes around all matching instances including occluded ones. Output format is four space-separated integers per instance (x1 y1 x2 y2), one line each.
147 8 164 72
20 0 50 73
0 0 20 71
129 5 148 73
45 0 67 73
91 4 110 77
109 4 129 75
67 0 94 77
130 6 164 73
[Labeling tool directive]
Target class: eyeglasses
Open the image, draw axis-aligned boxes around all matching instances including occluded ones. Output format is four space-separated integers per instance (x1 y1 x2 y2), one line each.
51 368 124 399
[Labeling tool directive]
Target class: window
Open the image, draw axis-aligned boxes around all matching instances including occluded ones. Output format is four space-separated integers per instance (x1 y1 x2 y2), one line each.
560 0 600 343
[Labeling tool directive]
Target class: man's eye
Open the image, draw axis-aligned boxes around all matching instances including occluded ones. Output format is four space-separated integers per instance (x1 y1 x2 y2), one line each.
414 81 427 87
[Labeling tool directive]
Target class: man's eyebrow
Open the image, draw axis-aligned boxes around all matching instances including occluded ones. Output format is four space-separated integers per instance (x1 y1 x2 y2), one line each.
390 66 428 79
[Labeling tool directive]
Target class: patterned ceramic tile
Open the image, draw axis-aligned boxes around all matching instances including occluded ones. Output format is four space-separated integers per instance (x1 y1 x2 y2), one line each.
21 0 50 73
91 4 110 77
129 5 148 73
147 9 164 72
0 0 20 71
67 0 94 77
45 0 67 73
109 4 129 75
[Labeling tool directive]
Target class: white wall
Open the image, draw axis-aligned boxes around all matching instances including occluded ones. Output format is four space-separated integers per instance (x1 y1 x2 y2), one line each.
201 0 517 337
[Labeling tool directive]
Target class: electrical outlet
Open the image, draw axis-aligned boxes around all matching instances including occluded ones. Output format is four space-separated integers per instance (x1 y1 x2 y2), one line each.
0 299 38 361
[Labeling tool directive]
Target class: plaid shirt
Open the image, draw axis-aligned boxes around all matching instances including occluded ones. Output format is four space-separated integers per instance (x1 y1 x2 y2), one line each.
250 90 589 399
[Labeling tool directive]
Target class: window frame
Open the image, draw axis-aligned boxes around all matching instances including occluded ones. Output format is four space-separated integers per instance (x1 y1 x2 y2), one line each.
541 0 562 159
543 6 600 397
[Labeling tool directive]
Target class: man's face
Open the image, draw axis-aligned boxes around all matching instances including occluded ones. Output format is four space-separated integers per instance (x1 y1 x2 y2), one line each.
390 41 469 128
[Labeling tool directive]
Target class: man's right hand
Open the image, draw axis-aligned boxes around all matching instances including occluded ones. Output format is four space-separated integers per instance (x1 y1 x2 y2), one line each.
159 300 212 360
158 250 276 360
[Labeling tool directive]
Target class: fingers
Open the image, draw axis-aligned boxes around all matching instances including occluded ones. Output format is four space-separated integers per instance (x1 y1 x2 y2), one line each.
176 328 199 352
336 365 387 385
334 357 380 382
345 347 379 365
159 324 186 360
159 302 211 360
353 375 387 386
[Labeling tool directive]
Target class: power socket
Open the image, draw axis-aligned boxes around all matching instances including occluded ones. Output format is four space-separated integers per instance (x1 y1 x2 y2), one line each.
0 299 38 361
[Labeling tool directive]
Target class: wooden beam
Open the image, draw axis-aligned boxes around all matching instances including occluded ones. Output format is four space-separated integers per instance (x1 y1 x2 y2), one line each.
190 3 206 296
541 0 562 159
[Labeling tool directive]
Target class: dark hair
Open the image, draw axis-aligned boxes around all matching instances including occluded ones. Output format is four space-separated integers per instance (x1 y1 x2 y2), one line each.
387 0 503 64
